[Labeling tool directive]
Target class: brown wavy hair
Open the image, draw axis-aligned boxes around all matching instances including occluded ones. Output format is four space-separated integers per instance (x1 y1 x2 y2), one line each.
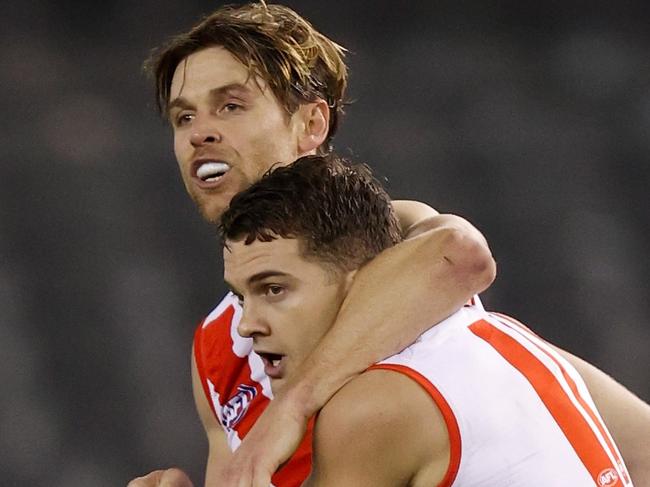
219 154 402 273
145 2 348 153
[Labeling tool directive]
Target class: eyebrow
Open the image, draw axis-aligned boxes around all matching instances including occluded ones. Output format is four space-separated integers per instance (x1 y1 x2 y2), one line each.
166 83 252 117
247 271 290 285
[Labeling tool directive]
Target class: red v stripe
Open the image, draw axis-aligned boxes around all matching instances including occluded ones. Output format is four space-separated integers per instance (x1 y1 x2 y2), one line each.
491 314 631 485
469 319 624 487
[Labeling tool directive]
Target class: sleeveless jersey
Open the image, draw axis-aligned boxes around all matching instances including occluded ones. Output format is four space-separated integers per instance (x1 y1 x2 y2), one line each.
193 293 313 487
370 306 633 487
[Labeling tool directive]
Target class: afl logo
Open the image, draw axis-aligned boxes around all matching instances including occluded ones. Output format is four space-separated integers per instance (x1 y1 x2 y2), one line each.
597 467 619 487
222 384 257 430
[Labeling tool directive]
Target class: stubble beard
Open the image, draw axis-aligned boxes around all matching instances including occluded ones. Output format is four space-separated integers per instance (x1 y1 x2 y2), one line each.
198 199 224 225
189 189 225 225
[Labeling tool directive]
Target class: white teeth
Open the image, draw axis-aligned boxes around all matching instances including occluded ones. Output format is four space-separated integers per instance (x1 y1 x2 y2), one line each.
271 359 281 367
196 162 230 181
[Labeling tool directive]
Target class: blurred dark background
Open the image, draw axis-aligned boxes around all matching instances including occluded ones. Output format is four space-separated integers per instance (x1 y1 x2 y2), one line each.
1 1 649 485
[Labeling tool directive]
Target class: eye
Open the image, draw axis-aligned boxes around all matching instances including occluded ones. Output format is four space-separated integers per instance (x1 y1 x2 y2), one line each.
174 112 194 126
221 102 242 113
265 285 285 298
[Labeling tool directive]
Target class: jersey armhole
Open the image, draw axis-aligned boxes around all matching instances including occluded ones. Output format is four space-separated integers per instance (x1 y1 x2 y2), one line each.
368 363 461 487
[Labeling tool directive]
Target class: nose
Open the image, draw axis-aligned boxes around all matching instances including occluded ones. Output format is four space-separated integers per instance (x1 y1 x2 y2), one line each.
189 118 222 147
237 305 270 339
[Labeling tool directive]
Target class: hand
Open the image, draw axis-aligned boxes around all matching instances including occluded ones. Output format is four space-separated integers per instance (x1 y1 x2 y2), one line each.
215 392 309 487
127 468 194 487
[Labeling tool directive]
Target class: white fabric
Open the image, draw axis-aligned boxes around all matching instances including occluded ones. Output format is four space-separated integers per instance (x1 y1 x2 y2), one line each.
377 306 632 487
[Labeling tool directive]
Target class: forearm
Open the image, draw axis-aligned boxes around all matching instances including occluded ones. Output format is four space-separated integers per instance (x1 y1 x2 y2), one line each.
281 213 496 416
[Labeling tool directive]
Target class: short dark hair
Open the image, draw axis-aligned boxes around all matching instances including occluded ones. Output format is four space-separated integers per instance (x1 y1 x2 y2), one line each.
219 155 402 272
145 2 348 153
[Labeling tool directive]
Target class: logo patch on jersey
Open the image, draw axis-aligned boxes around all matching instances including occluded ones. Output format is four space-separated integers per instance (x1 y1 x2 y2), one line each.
222 384 257 430
597 467 619 487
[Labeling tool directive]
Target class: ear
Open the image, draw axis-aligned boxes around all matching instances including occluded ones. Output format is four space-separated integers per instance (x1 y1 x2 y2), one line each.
297 99 330 155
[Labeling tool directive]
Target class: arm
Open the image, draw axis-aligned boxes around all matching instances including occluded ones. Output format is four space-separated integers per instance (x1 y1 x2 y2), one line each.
391 200 441 235
191 348 233 486
556 348 650 485
216 201 496 486
289 201 495 421
304 370 448 487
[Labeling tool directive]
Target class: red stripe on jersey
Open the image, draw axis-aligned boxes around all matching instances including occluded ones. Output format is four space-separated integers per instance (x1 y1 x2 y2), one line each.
469 319 624 487
369 363 461 487
492 314 631 485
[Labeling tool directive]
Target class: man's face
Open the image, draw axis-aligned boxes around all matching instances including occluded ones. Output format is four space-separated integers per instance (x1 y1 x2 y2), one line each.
224 237 353 393
169 47 307 223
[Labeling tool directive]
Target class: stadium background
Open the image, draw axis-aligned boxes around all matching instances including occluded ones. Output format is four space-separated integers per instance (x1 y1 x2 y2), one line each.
2 1 649 485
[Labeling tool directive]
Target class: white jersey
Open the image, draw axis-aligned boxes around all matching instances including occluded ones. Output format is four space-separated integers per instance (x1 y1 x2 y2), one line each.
372 307 632 487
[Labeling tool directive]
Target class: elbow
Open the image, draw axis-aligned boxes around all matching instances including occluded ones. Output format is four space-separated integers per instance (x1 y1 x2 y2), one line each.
468 237 497 293
439 226 497 295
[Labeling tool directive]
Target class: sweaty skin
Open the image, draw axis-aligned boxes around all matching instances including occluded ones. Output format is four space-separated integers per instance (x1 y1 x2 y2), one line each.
169 47 329 224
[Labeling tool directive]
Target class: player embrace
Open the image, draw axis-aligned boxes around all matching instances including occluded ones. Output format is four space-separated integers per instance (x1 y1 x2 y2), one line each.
129 2 650 486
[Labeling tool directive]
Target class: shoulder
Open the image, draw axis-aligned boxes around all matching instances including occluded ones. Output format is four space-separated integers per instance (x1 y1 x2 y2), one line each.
194 292 248 357
203 292 240 326
306 369 450 487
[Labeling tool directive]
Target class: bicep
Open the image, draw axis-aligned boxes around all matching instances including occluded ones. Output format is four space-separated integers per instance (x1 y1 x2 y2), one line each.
391 200 439 237
191 350 232 485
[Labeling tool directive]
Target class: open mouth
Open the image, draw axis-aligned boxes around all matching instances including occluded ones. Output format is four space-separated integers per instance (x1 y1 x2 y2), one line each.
257 352 285 378
258 352 283 368
196 161 231 183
